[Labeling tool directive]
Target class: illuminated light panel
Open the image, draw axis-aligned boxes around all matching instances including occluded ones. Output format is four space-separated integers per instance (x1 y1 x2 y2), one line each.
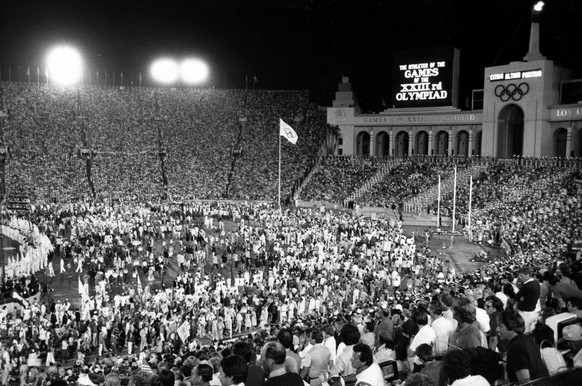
46 45 83 86
151 58 179 84
180 59 209 84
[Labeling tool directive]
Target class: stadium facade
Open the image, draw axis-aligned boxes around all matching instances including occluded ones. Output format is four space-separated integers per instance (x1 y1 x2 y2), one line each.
327 17 582 159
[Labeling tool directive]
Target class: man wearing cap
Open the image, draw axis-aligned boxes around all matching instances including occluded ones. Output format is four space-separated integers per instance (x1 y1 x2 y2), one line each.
562 324 582 367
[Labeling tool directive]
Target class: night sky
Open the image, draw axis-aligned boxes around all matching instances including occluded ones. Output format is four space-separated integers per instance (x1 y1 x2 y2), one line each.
1 0 581 111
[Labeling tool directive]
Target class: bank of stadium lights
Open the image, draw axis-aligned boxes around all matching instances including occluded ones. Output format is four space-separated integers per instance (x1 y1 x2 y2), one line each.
180 59 209 85
150 58 209 85
46 45 84 86
150 58 179 84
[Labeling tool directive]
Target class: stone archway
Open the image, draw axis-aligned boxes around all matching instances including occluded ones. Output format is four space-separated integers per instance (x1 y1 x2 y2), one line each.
356 131 370 156
554 128 567 158
395 131 409 156
435 130 449 155
375 131 390 158
497 104 524 158
415 131 429 155
456 130 469 156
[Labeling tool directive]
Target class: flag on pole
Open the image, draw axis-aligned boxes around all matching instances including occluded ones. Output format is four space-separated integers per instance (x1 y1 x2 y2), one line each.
136 272 143 293
78 276 87 298
12 292 29 306
280 119 298 144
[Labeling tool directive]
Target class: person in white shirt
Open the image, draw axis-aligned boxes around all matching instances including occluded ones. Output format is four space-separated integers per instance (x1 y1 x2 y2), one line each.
429 299 454 358
408 308 436 372
373 330 396 364
468 295 490 336
350 343 384 386
323 324 337 366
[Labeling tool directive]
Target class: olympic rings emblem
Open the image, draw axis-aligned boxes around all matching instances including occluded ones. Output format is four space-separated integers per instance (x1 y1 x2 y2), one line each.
494 82 529 102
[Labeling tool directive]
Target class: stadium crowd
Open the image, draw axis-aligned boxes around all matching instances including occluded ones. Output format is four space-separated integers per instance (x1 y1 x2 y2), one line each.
0 195 580 386
0 82 581 386
0 82 327 203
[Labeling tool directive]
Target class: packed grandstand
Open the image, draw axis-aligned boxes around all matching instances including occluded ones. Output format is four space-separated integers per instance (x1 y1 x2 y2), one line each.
0 82 581 385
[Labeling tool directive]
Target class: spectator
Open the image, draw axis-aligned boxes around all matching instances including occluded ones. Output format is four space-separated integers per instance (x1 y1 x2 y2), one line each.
261 341 303 386
219 355 248 386
499 309 548 383
350 343 384 386
562 324 582 368
449 297 484 350
442 350 489 386
192 363 214 386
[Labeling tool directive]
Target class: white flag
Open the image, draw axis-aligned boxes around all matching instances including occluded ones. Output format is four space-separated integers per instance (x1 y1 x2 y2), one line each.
137 273 143 293
280 119 298 144
78 276 87 298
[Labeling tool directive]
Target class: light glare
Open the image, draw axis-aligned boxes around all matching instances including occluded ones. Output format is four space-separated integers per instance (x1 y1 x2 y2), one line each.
151 59 179 84
46 46 83 86
533 1 544 12
180 59 209 84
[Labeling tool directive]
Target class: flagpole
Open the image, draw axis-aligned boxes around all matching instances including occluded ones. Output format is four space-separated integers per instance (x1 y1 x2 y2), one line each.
437 175 441 227
278 124 281 210
452 165 457 233
468 175 473 241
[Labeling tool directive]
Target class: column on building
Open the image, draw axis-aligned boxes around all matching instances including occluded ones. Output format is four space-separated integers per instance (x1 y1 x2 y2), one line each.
566 126 573 158
389 129 395 156
370 129 375 157
448 127 454 156
468 127 474 156
428 128 433 156
408 128 414 156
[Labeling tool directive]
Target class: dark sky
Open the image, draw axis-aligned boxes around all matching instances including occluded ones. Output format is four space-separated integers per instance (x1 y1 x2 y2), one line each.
1 0 581 111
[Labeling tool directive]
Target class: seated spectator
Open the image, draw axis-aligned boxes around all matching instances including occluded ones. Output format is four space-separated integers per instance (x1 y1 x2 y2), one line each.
562 324 582 368
499 309 548 383
373 331 396 364
350 343 384 386
261 341 303 386
415 344 446 386
442 350 489 386
219 355 248 386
